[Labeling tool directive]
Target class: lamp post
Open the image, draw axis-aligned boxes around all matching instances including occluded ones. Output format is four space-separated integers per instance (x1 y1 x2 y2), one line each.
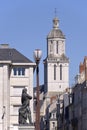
34 49 42 130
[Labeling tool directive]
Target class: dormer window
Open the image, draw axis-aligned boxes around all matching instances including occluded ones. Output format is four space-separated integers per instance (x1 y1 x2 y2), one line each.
13 68 17 75
18 68 21 75
13 67 25 76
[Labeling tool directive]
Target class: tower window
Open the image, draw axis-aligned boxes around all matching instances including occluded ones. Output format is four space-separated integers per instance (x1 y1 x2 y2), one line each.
50 42 53 53
60 64 62 80
54 64 56 80
56 41 58 54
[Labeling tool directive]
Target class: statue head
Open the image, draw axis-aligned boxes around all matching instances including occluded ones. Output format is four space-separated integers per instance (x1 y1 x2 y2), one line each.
22 88 27 94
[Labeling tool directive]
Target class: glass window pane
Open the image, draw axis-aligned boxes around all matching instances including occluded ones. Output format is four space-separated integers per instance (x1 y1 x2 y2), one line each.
22 68 25 75
13 68 17 75
18 68 21 75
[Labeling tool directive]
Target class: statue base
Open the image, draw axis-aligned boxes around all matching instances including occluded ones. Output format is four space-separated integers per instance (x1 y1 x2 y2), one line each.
18 125 35 130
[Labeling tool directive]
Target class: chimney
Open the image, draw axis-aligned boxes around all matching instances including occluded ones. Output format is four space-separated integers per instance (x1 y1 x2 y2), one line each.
0 44 9 48
84 56 87 81
79 62 84 73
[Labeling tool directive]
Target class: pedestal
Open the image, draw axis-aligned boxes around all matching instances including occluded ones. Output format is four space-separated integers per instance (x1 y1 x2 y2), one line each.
18 125 35 130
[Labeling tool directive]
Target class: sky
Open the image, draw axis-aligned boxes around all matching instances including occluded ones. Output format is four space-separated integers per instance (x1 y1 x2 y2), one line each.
0 0 87 87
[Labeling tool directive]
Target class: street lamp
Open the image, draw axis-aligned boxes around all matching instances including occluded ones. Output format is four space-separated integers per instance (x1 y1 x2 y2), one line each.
34 49 42 130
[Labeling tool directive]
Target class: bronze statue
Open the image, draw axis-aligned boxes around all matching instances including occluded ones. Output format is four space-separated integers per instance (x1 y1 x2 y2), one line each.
18 88 32 125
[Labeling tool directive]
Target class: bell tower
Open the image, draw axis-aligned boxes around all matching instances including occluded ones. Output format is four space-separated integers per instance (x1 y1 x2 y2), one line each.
43 17 69 94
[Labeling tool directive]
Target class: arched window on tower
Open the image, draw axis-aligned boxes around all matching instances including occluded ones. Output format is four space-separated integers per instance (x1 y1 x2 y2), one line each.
60 64 62 80
56 41 58 54
54 64 56 80
50 41 53 53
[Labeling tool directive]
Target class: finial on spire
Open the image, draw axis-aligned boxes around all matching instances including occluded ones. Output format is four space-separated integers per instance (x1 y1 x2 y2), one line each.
53 8 59 29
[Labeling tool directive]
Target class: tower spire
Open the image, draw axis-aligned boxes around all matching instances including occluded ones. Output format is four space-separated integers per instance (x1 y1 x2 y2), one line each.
55 8 57 17
53 8 59 29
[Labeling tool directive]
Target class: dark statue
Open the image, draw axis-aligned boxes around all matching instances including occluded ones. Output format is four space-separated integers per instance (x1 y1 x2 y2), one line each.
18 88 32 125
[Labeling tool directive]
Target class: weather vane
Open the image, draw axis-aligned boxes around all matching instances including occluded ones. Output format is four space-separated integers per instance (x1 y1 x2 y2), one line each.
55 8 57 17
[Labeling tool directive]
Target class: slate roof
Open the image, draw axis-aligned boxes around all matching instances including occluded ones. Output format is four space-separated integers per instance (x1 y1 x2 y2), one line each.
47 28 65 39
0 48 33 63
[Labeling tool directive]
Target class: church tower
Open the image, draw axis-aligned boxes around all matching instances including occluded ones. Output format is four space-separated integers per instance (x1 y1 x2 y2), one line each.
43 17 69 94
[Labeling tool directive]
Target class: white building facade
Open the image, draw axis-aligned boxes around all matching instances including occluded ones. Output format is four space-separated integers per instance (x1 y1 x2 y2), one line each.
0 44 35 130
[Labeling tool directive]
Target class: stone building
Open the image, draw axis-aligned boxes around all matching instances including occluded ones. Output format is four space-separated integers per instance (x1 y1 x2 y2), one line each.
71 57 87 130
62 56 87 130
0 44 35 130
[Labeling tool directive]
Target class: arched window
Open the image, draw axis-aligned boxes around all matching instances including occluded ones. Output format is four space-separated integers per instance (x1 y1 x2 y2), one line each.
54 64 56 80
60 64 62 80
50 41 53 53
56 41 58 54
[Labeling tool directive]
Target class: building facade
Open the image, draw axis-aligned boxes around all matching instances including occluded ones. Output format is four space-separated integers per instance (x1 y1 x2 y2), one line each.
71 57 87 130
0 44 35 130
60 56 87 130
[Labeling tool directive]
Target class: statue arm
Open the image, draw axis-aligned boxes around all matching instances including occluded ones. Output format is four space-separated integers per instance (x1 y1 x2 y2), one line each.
27 94 32 100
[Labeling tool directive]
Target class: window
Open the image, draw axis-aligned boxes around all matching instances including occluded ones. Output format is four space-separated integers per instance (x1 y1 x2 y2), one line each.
50 41 53 53
13 68 17 75
54 65 56 80
60 64 62 80
53 113 55 118
52 122 55 128
18 68 21 75
56 41 58 54
13 67 25 76
22 68 25 75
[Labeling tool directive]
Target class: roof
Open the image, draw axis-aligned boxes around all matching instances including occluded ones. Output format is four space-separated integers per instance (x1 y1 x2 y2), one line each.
47 17 65 39
47 28 65 39
0 45 33 63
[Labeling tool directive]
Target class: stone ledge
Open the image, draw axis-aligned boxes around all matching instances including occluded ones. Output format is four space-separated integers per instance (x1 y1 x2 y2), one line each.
18 125 35 130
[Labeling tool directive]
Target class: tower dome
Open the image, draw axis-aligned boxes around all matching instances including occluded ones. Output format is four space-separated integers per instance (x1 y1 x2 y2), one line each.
47 17 65 39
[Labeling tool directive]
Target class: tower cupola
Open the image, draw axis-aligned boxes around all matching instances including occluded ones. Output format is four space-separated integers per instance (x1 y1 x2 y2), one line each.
53 17 59 29
47 17 65 39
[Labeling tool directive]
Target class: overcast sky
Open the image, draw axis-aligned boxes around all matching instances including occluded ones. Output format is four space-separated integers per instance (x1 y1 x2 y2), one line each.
0 0 87 86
